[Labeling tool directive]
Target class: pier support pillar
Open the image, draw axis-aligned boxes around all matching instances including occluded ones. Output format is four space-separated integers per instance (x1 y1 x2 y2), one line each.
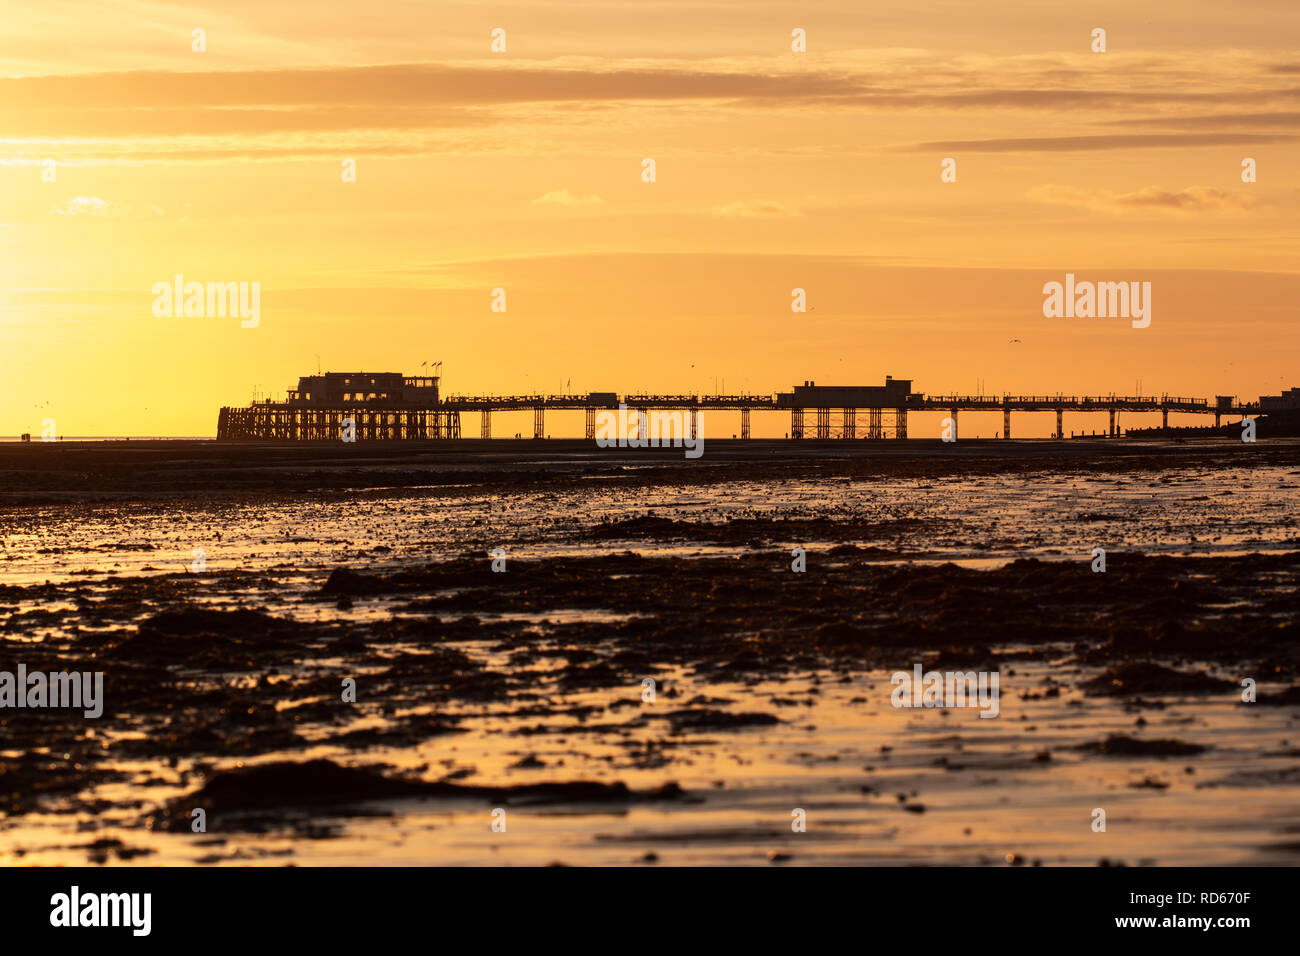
1109 409 1117 437
533 406 545 439
816 407 830 439
1162 407 1168 430
896 408 908 439
791 408 804 439
842 408 855 439
868 408 882 439
1055 408 1063 439
1003 407 1011 439
1215 412 1221 428
741 407 751 440
481 409 491 439
585 407 596 440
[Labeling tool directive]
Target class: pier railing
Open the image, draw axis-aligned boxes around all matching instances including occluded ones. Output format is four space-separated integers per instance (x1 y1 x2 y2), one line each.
218 385 1267 440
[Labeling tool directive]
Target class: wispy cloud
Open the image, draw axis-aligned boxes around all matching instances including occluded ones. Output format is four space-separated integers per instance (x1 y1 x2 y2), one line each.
1028 184 1256 213
1107 111 1300 130
711 200 802 219
51 196 114 216
531 189 604 206
9 50 1300 163
7 50 1300 127
911 133 1294 152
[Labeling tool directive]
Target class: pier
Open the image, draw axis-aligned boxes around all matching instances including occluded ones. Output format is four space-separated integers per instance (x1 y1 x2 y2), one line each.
216 370 1272 441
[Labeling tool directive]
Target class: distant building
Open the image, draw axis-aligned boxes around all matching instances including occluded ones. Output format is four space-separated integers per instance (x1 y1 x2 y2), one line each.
218 370 457 440
286 372 439 407
1260 387 1300 412
775 375 917 409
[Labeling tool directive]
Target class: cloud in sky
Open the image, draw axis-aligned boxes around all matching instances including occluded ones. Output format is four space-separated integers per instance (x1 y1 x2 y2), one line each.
1028 184 1257 213
1107 111 1300 130
531 189 604 206
711 200 802 219
911 132 1295 152
2 49 1299 171
6 50 1300 138
51 196 114 216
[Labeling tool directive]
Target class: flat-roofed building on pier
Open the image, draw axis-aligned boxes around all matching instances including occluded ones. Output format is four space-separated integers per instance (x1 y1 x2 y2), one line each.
218 371 458 440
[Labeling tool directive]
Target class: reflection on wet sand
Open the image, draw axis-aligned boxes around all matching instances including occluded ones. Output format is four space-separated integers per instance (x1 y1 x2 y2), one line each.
0 439 1296 865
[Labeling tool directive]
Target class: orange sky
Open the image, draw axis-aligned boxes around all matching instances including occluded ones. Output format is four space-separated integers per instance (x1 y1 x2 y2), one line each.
2 1 1299 437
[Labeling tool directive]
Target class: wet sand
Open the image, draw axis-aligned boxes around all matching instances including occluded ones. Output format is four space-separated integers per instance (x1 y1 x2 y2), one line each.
0 438 1297 865
3 436 1297 504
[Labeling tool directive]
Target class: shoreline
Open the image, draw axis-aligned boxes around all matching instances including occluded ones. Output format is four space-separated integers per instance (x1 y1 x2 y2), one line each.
1 437 1295 507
